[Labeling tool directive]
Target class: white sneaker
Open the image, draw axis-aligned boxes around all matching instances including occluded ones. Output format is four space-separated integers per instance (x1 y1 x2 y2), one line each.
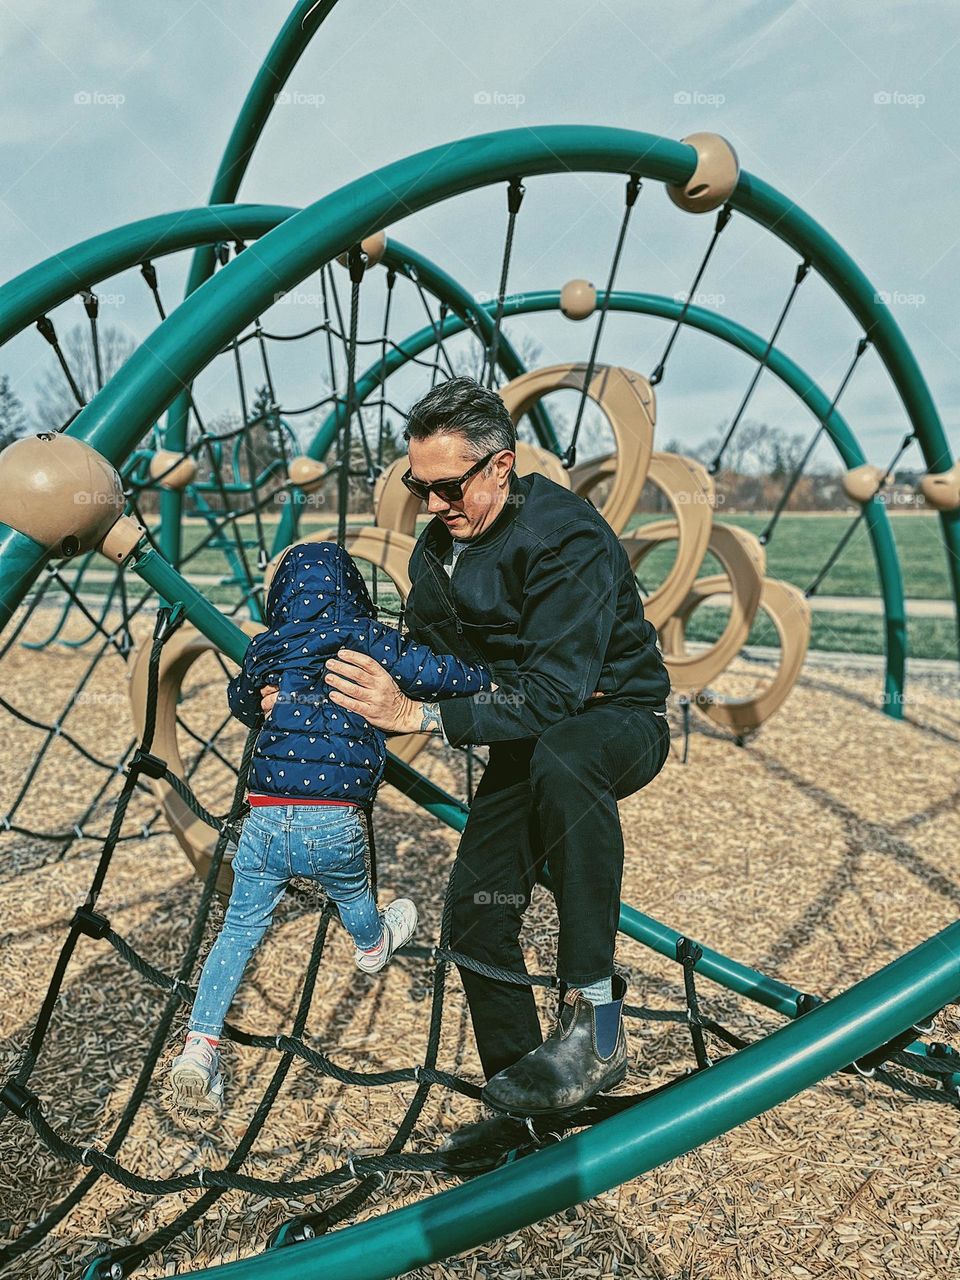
170 1034 225 1112
355 898 418 974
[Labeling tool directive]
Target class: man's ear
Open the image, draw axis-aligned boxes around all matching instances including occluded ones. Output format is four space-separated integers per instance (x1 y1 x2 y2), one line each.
495 449 516 483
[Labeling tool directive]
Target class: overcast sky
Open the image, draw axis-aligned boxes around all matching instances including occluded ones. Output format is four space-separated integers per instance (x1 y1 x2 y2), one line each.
1 0 958 470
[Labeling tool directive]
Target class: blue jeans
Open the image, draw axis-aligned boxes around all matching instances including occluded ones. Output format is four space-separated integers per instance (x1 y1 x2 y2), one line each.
189 803 382 1038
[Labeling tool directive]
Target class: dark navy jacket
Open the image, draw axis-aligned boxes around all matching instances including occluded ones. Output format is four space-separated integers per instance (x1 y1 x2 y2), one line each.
405 470 670 746
226 542 491 803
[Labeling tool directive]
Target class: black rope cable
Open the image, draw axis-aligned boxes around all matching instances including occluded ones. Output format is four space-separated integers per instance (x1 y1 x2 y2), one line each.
36 315 86 410
226 283 271 573
43 556 143 657
483 177 525 390
141 258 261 594
407 266 456 382
81 289 104 390
177 709 241 779
0 609 259 1271
84 899 338 1280
563 174 642 469
650 203 732 385
0 622 143 829
274 807 486 1244
708 258 812 475
805 430 916 597
2 606 183 1098
3 543 957 1268
677 937 711 1070
319 264 342 407
434 302 450 387
0 567 63 659
760 337 871 547
376 267 396 473
336 245 367 547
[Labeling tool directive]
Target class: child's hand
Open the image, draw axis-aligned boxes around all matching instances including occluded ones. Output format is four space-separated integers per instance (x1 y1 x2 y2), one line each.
260 684 279 716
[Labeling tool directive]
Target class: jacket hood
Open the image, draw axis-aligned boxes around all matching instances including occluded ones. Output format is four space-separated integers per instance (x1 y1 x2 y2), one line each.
265 540 375 627
245 541 376 689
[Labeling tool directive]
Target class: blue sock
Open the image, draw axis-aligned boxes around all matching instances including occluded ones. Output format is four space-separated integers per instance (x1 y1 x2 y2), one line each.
578 977 612 1005
576 977 621 1057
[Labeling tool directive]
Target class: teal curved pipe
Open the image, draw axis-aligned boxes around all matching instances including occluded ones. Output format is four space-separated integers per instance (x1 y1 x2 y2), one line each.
0 126 700 631
292 288 907 711
735 170 960 660
0 205 297 349
161 0 342 565
0 198 555 554
189 918 960 1279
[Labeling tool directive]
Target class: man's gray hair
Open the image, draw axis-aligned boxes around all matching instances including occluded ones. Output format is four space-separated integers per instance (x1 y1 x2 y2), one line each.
404 376 517 459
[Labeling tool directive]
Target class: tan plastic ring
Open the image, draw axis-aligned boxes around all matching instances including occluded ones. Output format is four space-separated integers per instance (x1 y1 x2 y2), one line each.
613 451 715 629
662 575 811 733
632 520 765 693
127 620 263 896
496 364 655 536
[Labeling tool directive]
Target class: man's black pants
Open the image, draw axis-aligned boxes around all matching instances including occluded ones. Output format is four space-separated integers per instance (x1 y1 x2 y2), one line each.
449 699 671 1080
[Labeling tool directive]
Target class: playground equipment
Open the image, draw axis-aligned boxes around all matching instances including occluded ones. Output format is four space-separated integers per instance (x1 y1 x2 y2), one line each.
0 3 959 1277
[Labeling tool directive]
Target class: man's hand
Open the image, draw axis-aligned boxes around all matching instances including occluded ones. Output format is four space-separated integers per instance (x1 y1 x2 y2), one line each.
324 649 422 734
260 683 279 716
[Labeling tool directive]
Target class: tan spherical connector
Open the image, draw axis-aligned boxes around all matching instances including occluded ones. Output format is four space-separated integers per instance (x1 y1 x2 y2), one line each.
336 230 387 270
918 460 960 510
0 432 125 558
148 449 197 490
288 455 327 494
842 463 890 505
560 278 597 321
667 133 739 214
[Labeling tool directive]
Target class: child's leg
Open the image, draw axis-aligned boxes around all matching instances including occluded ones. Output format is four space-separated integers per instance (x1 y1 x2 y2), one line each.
188 814 288 1040
288 808 382 950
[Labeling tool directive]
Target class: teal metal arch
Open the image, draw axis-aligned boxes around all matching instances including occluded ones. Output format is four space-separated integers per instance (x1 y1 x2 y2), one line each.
0 205 296 347
0 204 554 570
292 287 907 711
159 0 338 565
65 558 956 1278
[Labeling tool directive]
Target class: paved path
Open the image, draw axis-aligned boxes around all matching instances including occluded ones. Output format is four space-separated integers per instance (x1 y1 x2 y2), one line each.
48 572 956 619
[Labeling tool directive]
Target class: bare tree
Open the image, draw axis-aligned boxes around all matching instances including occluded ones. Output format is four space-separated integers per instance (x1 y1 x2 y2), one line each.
0 375 28 449
33 323 135 429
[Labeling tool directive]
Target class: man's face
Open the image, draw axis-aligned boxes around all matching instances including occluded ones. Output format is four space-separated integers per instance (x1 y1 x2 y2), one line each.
407 432 515 540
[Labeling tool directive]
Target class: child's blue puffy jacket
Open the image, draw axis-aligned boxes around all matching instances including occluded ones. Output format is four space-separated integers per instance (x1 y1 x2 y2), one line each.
227 541 491 804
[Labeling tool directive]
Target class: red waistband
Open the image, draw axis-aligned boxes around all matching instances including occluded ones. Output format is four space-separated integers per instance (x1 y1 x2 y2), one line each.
247 794 360 809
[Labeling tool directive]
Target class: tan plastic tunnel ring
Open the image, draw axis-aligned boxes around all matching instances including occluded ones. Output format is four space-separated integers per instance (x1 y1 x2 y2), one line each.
661 575 811 733
583 450 715 629
497 364 655 536
629 520 766 693
127 619 263 896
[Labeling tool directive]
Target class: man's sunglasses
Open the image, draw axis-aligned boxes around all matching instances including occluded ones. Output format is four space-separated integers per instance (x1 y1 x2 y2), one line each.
401 450 500 504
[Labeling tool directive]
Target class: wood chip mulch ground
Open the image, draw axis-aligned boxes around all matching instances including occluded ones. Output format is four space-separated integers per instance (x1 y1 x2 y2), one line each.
0 611 958 1278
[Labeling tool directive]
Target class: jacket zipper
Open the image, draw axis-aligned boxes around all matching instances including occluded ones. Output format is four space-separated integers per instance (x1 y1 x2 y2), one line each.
425 542 465 636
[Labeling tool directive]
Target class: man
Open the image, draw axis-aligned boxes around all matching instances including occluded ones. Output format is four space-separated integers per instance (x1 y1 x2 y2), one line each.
271 376 671 1115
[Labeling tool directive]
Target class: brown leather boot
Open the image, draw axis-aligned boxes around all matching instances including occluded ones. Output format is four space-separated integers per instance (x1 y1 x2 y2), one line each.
481 975 627 1116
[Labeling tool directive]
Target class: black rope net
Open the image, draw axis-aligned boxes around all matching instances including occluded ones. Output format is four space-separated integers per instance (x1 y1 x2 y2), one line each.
1 179 952 1277
0 601 956 1279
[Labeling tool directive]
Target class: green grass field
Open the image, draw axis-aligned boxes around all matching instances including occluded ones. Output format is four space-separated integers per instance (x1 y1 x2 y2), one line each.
622 510 952 600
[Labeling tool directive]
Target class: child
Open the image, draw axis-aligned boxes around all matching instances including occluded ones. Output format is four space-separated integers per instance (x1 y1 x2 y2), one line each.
170 540 491 1109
